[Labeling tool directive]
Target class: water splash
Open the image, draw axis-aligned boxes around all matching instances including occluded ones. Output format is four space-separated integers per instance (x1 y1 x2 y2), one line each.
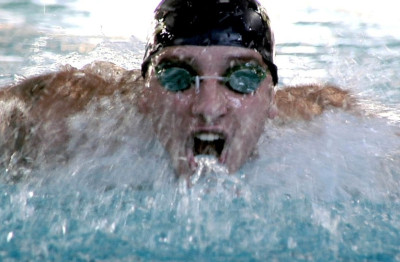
1 1 400 260
189 155 229 185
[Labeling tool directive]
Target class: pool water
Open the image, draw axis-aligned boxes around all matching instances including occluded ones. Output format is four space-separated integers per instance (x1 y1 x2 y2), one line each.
1 0 400 261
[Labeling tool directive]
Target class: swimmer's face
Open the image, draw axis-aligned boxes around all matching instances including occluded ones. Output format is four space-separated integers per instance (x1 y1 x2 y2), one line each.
139 46 276 176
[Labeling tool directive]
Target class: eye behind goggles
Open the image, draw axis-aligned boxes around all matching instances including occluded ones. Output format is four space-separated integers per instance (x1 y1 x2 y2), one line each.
155 63 268 94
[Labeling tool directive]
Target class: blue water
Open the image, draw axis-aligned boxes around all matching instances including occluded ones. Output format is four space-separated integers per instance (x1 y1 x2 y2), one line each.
1 0 400 261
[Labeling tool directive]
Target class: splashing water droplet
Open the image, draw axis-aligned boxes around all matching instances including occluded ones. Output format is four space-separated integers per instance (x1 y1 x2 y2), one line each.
190 155 228 186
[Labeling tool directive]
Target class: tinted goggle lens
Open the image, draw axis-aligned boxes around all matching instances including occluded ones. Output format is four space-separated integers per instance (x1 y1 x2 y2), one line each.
156 64 267 94
157 67 193 92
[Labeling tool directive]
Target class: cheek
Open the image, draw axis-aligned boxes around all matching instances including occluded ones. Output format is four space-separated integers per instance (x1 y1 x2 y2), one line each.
160 93 194 119
151 94 195 146
237 93 270 120
232 91 271 146
145 87 194 126
141 80 170 113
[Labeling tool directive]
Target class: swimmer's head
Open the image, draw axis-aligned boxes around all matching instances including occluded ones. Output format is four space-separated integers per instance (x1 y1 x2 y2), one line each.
141 0 278 85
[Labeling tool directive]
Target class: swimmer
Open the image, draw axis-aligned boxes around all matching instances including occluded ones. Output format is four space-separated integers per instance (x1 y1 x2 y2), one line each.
0 0 352 181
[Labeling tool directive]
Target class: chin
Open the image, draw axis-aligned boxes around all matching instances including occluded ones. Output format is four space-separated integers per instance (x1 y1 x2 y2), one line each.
170 145 250 177
156 130 262 177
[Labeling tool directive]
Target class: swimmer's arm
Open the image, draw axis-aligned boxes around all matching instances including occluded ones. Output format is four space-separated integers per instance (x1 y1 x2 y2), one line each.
0 63 141 116
275 84 353 120
0 63 142 181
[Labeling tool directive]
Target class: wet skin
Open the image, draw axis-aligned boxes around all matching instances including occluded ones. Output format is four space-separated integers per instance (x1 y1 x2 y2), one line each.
0 48 352 181
139 46 276 176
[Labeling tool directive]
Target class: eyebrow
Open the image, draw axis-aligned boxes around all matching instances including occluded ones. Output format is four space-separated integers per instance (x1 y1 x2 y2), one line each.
158 48 263 60
156 56 200 75
157 54 264 70
223 54 264 65
226 57 265 69
156 55 196 66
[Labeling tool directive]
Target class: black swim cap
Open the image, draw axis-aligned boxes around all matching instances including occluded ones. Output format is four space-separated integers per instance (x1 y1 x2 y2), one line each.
142 0 278 85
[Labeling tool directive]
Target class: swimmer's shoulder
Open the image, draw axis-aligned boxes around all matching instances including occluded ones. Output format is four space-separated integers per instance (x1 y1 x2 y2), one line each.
276 83 354 120
0 62 143 111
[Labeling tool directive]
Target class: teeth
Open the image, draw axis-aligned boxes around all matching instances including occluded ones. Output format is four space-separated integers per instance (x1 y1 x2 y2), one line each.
195 133 222 142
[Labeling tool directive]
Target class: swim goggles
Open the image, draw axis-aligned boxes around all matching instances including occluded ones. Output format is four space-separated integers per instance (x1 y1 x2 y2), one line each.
155 62 267 94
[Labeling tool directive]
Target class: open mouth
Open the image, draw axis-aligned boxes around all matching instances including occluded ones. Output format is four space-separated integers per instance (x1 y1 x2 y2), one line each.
193 132 225 158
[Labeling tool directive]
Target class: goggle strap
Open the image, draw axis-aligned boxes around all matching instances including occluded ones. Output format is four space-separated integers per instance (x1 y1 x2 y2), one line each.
195 76 227 89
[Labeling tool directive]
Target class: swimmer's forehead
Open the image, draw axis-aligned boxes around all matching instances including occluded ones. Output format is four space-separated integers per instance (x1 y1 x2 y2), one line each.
152 46 266 66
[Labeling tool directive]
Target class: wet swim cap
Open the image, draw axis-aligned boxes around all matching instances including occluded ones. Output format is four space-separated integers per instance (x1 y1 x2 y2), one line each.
142 0 278 85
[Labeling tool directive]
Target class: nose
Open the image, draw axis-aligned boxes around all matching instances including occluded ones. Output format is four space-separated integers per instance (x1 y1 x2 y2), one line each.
191 78 229 124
